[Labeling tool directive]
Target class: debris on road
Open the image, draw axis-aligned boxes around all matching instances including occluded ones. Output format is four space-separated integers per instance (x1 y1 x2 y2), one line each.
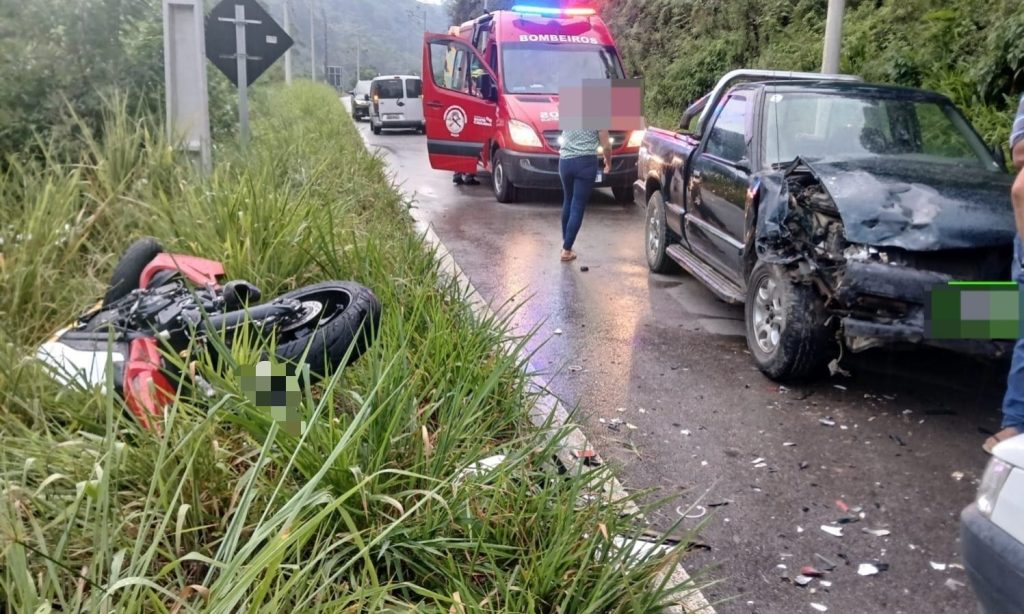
794 575 814 586
751 457 766 464
828 358 850 377
580 265 589 272
819 417 837 427
835 500 849 513
677 504 707 519
801 566 824 577
815 553 838 571
929 561 947 571
783 441 797 447
810 603 828 612
951 471 965 482
626 422 638 430
833 385 848 391
680 429 692 436
857 563 880 576
820 525 843 537
945 578 965 591
568 365 583 372
863 528 891 537
554 328 563 335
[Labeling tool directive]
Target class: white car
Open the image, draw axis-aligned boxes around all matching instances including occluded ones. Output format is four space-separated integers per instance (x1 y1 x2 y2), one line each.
962 434 1024 613
369 75 425 135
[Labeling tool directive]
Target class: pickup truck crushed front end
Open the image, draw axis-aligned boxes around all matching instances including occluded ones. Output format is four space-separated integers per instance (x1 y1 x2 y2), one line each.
754 158 1013 353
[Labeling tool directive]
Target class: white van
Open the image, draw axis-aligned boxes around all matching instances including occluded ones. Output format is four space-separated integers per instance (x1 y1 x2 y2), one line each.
369 75 425 135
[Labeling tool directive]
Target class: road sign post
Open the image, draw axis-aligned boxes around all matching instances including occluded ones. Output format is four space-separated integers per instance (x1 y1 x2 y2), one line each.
163 0 212 173
206 0 293 148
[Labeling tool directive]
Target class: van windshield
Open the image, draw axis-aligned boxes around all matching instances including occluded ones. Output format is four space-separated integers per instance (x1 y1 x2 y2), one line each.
501 43 624 94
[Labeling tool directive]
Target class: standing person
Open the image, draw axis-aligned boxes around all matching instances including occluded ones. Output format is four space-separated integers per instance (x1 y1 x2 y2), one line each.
558 129 612 262
985 93 1024 453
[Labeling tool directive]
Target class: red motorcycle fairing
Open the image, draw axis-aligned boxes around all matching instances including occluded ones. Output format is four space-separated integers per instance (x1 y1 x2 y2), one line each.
140 253 224 290
123 337 175 431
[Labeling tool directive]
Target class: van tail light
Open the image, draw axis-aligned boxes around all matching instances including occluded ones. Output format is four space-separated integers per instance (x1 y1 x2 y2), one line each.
977 457 1011 517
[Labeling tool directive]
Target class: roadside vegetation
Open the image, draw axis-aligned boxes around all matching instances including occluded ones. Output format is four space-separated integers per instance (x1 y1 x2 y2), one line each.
0 82 698 610
604 0 1024 150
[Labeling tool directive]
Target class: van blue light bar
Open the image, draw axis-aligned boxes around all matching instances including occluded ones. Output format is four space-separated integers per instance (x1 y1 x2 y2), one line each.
511 5 596 16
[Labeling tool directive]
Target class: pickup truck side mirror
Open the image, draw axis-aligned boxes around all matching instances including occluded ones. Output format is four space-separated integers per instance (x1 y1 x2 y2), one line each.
991 141 1007 170
732 157 752 174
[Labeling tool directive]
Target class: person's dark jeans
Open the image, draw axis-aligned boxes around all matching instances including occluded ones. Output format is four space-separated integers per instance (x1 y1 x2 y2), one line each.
559 155 598 251
1002 235 1024 430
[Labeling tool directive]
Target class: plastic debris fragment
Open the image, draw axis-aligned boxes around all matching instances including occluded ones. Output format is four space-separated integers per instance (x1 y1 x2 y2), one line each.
863 528 891 537
819 417 836 427
930 561 947 571
820 525 843 537
810 603 828 612
857 563 879 576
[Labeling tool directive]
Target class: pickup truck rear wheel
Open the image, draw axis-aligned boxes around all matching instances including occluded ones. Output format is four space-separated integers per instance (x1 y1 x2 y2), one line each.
492 150 517 203
645 192 679 274
744 260 832 381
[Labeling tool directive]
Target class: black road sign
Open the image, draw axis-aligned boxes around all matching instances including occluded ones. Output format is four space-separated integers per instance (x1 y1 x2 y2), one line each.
205 0 293 86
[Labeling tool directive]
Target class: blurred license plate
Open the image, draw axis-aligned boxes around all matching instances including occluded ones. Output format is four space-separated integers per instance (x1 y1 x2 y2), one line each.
385 114 402 120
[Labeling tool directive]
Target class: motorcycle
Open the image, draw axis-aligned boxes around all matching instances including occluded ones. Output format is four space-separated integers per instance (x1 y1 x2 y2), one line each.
36 237 382 429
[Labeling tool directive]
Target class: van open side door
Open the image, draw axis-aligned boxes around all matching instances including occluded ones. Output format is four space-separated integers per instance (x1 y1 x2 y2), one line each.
422 34 498 173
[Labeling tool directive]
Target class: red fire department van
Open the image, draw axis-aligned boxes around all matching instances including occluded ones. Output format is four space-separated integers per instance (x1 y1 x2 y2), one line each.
420 5 642 203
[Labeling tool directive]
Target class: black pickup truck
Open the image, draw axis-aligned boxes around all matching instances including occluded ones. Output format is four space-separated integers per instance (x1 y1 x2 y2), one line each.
634 70 1015 380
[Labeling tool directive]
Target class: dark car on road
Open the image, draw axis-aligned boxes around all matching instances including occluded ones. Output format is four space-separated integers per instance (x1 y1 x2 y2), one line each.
635 70 1014 380
350 80 372 120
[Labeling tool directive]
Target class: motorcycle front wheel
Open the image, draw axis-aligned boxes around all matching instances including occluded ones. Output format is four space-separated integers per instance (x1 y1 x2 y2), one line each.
271 281 382 377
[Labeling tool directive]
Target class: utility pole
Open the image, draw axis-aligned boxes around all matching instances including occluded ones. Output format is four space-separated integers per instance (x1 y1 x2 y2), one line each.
283 0 292 84
356 39 360 82
821 0 845 74
309 0 315 81
321 4 327 83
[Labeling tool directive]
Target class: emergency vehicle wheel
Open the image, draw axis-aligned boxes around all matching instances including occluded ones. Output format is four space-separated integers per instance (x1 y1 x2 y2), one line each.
492 150 517 203
372 123 382 135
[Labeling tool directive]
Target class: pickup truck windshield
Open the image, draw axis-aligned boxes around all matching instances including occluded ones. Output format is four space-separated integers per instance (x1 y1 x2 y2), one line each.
763 92 998 170
501 43 624 94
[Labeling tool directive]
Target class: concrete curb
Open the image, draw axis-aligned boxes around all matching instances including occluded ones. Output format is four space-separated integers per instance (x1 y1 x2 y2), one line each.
350 108 713 612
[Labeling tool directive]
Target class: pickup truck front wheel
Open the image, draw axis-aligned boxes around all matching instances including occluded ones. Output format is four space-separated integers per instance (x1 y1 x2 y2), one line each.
744 261 832 381
645 192 679 274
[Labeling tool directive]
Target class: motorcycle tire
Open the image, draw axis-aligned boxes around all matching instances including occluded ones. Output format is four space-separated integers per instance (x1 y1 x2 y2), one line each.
104 237 164 306
272 281 382 377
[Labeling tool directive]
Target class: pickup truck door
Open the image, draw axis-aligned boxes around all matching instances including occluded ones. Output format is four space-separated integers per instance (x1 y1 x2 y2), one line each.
687 94 752 281
422 34 498 173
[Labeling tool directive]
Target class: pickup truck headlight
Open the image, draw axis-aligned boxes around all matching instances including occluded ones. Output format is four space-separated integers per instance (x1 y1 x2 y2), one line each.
627 129 646 148
509 119 543 148
977 457 1012 517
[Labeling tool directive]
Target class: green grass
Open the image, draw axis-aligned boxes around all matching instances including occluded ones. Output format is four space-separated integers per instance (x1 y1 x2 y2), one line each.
0 82 701 612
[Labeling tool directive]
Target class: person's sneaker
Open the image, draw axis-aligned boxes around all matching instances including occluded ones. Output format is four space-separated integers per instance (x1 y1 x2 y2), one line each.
452 173 464 185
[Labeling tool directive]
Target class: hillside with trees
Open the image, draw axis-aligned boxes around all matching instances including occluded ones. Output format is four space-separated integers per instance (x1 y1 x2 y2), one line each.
444 0 1023 151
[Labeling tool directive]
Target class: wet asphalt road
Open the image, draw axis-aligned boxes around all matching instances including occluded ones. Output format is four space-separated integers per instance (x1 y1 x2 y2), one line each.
347 100 1009 614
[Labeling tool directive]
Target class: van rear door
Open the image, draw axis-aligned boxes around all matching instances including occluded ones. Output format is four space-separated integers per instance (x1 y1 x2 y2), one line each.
374 78 405 121
421 34 498 173
404 77 425 124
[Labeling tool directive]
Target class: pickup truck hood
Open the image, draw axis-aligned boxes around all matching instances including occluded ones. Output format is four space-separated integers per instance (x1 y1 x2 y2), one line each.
806 158 1014 251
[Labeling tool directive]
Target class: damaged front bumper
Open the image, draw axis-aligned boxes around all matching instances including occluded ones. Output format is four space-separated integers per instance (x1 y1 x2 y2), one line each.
836 260 1011 356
